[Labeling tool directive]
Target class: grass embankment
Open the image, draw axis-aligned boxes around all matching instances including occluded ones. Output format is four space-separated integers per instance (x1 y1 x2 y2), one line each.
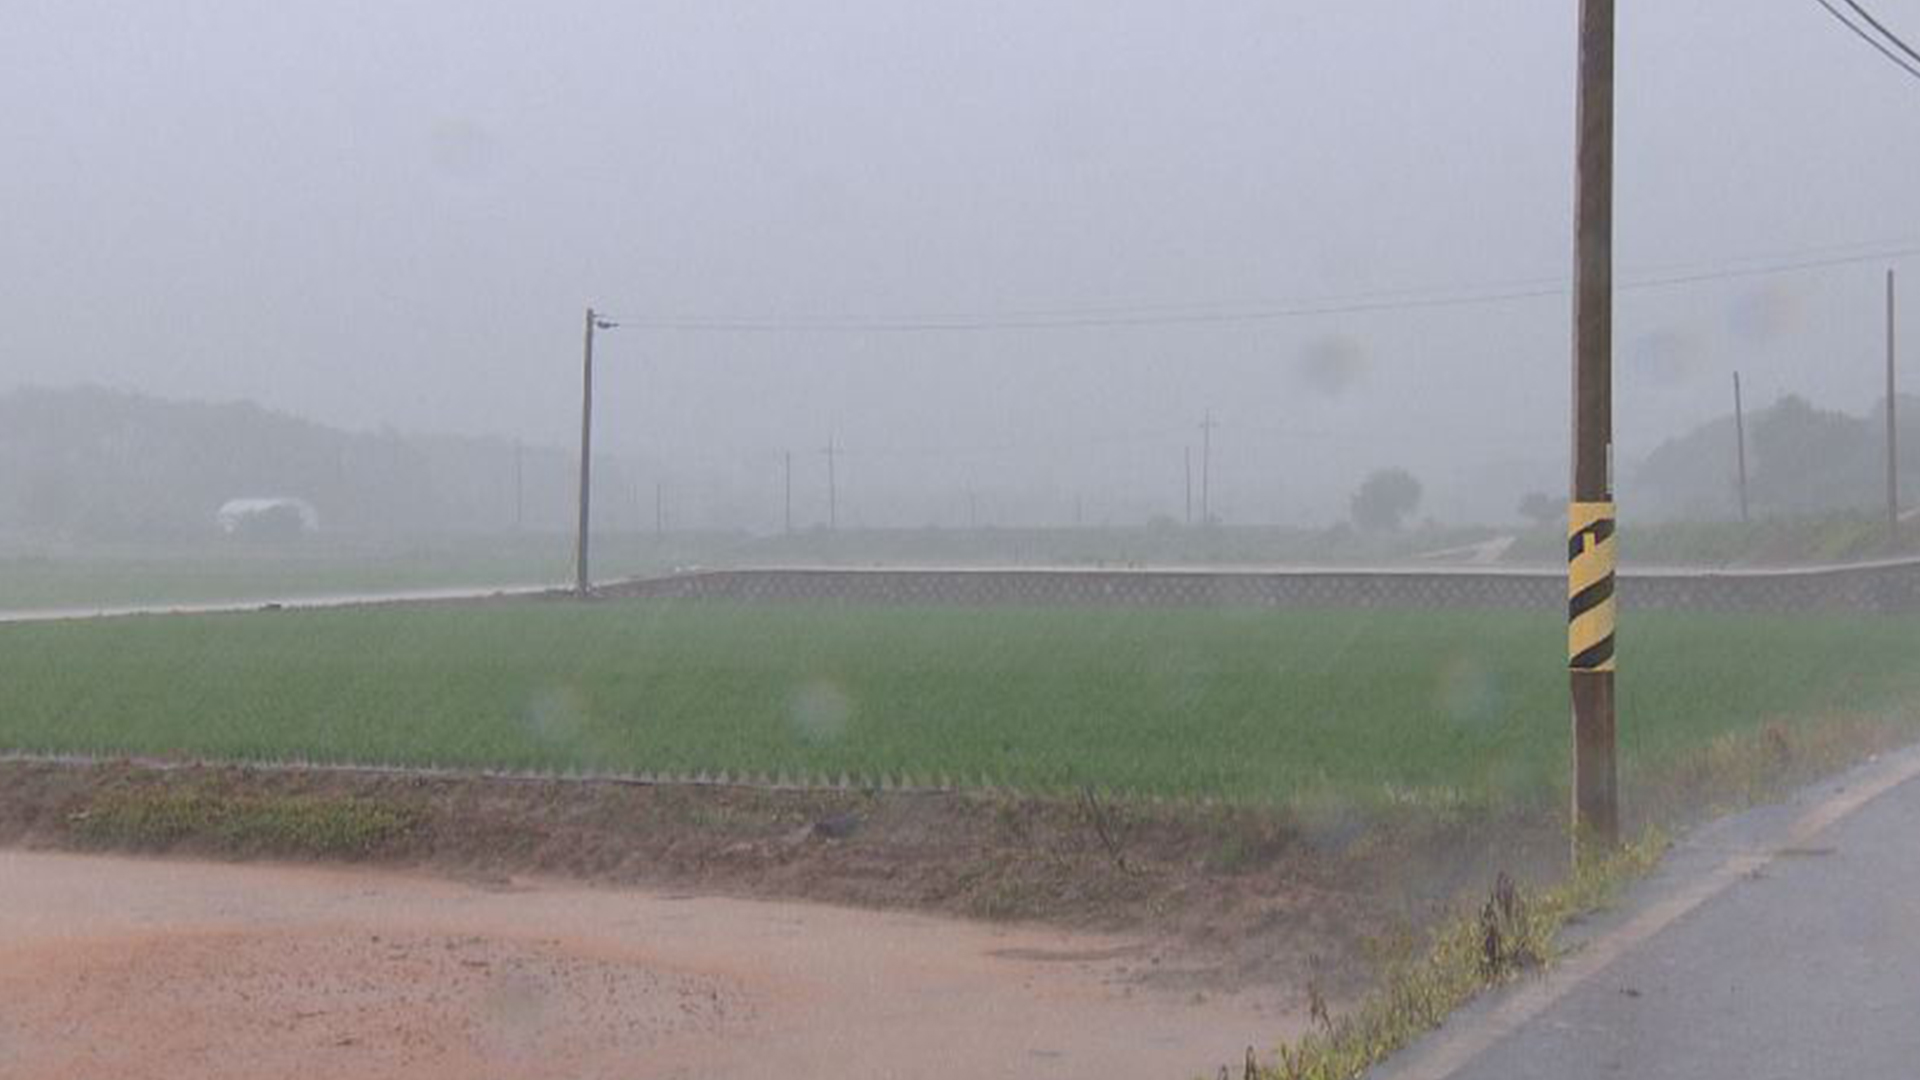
1262 831 1669 1080
3 600 1915 806
7 513 1913 614
2 523 1486 613
1505 512 1917 567
724 523 1503 569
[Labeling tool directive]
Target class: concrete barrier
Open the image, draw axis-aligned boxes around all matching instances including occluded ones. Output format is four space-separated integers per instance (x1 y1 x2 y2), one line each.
601 559 1920 614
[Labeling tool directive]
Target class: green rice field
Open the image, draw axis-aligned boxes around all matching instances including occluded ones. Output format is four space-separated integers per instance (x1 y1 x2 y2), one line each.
2 600 1916 805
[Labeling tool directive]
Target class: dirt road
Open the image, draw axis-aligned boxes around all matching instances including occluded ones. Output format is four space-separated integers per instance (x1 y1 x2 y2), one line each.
0 850 1293 1079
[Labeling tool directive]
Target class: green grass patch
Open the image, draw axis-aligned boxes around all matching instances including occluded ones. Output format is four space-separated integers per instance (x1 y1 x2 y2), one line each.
1504 512 1916 567
3 601 1917 806
70 787 420 857
1267 831 1668 1080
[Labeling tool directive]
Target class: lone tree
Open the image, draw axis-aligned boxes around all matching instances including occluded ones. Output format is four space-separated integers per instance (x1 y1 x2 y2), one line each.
1517 491 1561 527
1350 468 1422 531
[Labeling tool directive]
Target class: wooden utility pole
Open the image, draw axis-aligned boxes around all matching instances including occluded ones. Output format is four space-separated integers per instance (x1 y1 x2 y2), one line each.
513 438 525 532
1568 0 1619 852
575 307 614 597
1733 372 1750 524
1889 269 1900 545
1184 446 1193 526
824 435 838 531
1199 410 1218 525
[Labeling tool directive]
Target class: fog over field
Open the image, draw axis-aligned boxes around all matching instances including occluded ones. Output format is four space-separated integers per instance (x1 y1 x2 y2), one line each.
3 1 1917 529
7 10 1920 1076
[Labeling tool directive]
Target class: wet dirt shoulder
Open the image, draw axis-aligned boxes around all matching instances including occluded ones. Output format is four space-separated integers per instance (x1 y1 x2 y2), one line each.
0 758 1567 999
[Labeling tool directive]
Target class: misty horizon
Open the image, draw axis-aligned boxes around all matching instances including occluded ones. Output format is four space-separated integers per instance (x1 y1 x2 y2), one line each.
4 2 1916 528
3 380 1913 539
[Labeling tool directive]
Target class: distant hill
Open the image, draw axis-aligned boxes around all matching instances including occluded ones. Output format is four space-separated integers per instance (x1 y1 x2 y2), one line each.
0 385 600 541
1633 393 1920 522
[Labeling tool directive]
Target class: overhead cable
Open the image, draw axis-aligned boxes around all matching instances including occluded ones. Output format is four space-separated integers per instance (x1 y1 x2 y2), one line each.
1812 0 1920 80
609 241 1920 334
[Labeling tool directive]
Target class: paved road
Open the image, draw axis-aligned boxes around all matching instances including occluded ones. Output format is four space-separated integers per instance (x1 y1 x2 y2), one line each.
0 583 553 625
1379 747 1920 1080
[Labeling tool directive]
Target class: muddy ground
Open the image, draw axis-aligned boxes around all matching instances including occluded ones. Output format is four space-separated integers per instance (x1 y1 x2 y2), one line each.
1 719 1904 1080
0 759 1567 1000
0 848 1295 1079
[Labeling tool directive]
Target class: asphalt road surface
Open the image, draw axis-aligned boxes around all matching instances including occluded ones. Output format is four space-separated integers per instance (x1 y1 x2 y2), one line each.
1379 746 1920 1080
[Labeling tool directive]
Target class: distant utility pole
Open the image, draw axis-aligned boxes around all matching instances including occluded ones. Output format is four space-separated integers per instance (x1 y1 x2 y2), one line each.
823 435 838 531
1733 372 1750 524
513 438 525 532
1199 409 1219 525
1567 0 1619 853
1184 446 1193 526
576 306 618 597
784 451 794 535
1888 269 1900 545
655 480 666 536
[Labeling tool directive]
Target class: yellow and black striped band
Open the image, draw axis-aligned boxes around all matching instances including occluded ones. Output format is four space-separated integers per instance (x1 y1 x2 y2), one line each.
1568 501 1617 672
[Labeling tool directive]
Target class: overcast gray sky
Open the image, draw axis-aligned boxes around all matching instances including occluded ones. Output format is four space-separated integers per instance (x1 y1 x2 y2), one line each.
4 1 1918 526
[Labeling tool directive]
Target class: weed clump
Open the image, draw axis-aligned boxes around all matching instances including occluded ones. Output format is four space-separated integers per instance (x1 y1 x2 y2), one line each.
71 788 420 858
1264 832 1666 1080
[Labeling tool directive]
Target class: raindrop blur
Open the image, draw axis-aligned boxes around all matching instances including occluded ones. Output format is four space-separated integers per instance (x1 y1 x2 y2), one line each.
526 686 591 749
789 679 853 743
1629 328 1705 388
1435 656 1501 729
1293 336 1368 397
1728 283 1804 344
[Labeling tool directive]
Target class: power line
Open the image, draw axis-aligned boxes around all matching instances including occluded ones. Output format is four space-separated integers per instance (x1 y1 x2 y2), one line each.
835 424 1191 461
614 284 1565 333
790 421 1558 464
1629 232 1920 275
1624 245 1920 289
607 241 1920 334
1841 0 1920 67
616 233 1910 329
1812 0 1920 81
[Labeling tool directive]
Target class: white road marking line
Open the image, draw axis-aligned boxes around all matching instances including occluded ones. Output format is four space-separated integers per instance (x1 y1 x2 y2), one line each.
1386 746 1920 1080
